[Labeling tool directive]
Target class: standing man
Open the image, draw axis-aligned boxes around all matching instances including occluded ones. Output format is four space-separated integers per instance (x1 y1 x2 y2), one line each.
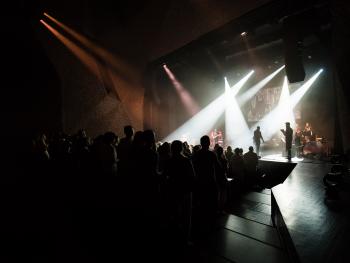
117 125 134 177
253 126 264 156
281 122 293 160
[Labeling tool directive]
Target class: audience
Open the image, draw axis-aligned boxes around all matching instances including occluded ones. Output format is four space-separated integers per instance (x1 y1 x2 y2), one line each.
17 126 269 260
163 140 195 243
229 147 245 188
243 146 259 187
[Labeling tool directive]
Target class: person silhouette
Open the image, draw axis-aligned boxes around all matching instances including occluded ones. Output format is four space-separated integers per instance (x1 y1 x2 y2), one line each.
281 122 293 160
253 126 264 156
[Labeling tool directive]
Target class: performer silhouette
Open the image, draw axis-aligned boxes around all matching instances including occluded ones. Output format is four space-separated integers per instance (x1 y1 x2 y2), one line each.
253 126 264 156
281 122 293 160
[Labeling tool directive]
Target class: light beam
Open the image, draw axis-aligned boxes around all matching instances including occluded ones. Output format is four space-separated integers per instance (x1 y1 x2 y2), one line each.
163 71 254 144
237 65 285 106
163 64 200 116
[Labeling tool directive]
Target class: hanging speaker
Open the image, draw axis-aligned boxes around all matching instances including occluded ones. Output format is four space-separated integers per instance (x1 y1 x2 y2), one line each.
283 16 305 83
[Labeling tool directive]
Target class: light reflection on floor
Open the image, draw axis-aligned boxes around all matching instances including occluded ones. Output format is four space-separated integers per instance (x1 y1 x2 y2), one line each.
261 153 304 163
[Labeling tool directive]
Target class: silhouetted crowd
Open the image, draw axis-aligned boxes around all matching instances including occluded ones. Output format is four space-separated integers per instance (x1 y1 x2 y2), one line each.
7 125 264 261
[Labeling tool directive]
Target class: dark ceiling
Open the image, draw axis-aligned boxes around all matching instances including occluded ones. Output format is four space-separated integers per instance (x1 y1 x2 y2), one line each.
152 0 331 69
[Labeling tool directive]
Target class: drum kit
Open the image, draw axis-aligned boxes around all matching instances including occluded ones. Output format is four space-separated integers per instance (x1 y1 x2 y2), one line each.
302 136 329 157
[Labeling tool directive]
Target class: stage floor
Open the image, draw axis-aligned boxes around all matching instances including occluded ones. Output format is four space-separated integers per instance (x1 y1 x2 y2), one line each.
261 153 304 163
271 160 350 263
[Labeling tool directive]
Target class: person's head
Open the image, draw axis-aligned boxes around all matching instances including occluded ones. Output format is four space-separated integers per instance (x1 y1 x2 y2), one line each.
257 126 260 131
78 129 87 138
214 143 219 151
171 140 183 156
200 135 210 150
234 147 240 155
133 131 144 147
239 148 244 155
249 146 254 152
158 142 171 156
124 125 134 138
183 141 189 149
143 130 156 149
104 132 117 145
193 145 201 153
216 146 224 156
286 122 290 128
226 146 232 153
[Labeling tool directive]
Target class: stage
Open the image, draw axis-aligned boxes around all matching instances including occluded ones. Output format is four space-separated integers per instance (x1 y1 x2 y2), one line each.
259 157 350 263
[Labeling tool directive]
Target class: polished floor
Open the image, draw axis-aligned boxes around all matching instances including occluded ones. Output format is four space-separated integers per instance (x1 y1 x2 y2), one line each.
272 161 350 263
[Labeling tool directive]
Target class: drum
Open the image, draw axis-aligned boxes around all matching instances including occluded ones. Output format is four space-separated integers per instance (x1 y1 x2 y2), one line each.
303 141 322 155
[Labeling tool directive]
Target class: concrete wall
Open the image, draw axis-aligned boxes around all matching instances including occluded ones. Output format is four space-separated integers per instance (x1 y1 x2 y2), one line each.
36 0 271 137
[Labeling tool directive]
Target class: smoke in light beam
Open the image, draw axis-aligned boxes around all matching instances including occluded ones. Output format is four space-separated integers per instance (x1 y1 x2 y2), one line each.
237 65 285 106
40 20 101 78
163 71 254 145
225 78 250 148
163 64 200 116
43 12 134 81
249 69 323 142
231 70 255 96
291 69 323 108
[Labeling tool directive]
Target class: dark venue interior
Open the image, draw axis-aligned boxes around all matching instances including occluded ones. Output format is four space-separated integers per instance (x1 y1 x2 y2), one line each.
2 0 350 262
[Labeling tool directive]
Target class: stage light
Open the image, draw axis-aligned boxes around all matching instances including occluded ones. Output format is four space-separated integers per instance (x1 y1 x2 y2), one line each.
40 19 101 78
163 64 200 116
163 94 225 145
237 65 285 106
290 69 323 108
231 70 255 96
241 32 247 36
41 13 143 127
247 76 291 142
250 69 323 142
43 12 134 81
163 71 254 145
225 78 250 148
278 76 295 127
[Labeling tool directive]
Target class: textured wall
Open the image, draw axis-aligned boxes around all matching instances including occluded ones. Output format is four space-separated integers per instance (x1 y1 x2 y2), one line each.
37 0 271 137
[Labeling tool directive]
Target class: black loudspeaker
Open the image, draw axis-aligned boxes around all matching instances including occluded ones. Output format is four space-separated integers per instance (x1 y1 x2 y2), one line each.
283 17 305 83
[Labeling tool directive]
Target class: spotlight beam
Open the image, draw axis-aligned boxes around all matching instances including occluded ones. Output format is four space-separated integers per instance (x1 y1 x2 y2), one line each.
225 78 250 148
43 12 134 81
163 71 254 144
231 70 255 96
237 65 285 106
40 20 101 78
163 64 200 116
249 69 323 142
291 69 323 108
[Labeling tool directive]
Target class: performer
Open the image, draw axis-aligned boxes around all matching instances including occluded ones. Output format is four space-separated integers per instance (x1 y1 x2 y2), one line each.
303 122 313 141
281 122 293 160
294 127 303 157
253 126 264 156
211 128 219 146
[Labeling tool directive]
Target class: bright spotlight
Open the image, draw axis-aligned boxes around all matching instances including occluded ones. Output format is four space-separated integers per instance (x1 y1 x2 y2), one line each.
249 69 323 142
237 65 285 106
43 12 134 81
163 71 254 144
291 69 323 108
40 19 101 78
278 76 295 127
241 32 247 36
163 65 200 116
231 70 255 96
225 78 250 148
